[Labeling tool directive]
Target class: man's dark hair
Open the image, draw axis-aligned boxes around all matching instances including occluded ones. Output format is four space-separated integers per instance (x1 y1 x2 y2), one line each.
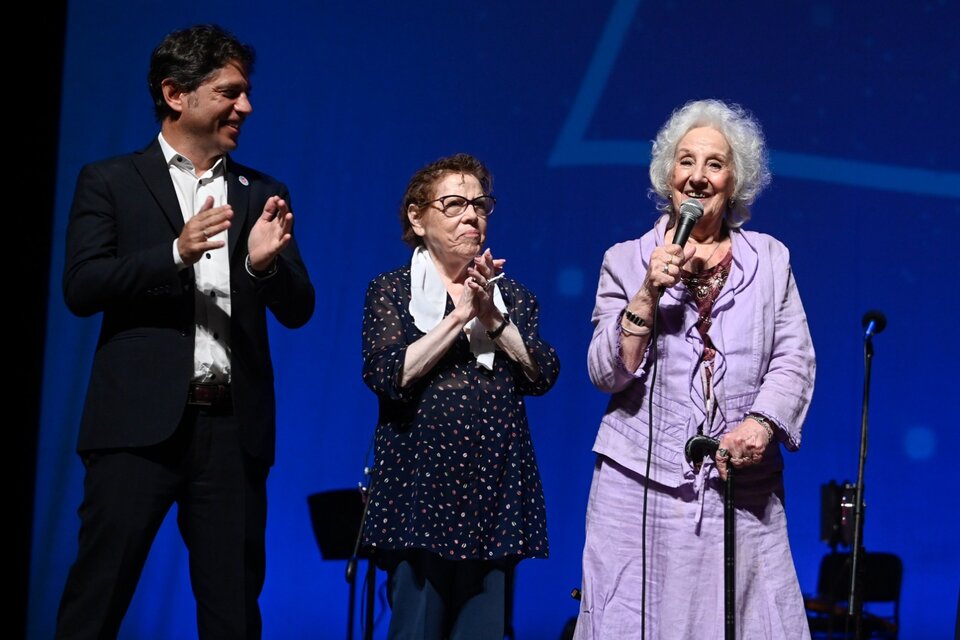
399 153 494 248
147 24 255 122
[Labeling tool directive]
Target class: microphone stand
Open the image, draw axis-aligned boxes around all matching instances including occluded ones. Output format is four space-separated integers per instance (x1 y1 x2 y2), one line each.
846 330 875 638
346 467 375 640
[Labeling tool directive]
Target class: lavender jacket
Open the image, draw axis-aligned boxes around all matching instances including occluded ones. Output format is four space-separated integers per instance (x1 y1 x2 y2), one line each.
588 214 815 491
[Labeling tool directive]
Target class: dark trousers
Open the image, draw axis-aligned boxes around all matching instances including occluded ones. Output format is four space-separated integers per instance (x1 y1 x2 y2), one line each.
384 549 509 640
55 406 268 639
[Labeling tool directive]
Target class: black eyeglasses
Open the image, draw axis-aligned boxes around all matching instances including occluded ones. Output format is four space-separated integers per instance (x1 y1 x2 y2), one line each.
421 194 496 218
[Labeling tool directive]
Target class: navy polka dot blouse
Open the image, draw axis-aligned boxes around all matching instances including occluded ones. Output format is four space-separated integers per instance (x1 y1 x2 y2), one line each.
360 265 559 561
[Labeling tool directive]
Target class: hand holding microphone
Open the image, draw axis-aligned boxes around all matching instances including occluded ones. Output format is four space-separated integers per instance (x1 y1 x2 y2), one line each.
647 199 704 292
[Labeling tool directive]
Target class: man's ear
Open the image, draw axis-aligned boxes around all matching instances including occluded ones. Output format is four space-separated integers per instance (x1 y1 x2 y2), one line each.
161 78 185 114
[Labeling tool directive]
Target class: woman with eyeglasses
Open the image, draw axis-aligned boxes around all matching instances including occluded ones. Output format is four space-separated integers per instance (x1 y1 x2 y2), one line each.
359 153 560 639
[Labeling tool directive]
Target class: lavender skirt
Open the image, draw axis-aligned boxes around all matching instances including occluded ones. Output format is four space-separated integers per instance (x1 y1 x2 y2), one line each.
573 455 811 640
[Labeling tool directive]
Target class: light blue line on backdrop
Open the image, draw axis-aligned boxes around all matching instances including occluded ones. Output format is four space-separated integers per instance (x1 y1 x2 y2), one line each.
549 0 960 198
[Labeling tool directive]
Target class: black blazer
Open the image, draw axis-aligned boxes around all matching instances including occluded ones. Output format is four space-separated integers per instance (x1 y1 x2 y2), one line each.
63 139 315 465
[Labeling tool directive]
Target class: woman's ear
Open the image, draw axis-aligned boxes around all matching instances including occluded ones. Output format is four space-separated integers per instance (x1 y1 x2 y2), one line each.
408 204 426 237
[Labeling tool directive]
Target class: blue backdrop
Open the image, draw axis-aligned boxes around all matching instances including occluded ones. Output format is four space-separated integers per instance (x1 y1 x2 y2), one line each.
30 1 959 638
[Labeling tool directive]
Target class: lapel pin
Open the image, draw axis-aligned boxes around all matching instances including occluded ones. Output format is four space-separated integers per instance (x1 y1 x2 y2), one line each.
239 175 249 186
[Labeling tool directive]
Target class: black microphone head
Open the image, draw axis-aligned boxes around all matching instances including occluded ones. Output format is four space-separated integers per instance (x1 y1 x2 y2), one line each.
678 198 705 223
672 199 705 247
861 310 887 334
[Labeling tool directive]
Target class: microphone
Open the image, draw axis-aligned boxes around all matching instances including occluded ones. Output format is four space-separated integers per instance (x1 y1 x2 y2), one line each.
672 199 705 248
862 310 887 339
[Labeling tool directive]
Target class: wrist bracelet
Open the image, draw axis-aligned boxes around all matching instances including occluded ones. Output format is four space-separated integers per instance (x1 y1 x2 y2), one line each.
622 308 648 329
486 314 510 340
620 321 650 337
245 254 278 278
746 412 775 441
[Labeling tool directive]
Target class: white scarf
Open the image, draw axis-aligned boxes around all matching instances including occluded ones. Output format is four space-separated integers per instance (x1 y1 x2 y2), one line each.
409 246 507 370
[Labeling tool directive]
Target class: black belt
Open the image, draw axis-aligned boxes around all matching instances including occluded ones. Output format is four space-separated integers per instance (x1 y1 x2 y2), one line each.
187 383 232 407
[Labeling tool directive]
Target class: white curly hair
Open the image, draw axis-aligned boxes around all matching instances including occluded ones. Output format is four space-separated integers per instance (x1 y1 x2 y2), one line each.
648 99 771 228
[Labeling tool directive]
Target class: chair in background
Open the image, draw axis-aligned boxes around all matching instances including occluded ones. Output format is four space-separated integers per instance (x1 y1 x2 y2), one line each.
804 550 903 639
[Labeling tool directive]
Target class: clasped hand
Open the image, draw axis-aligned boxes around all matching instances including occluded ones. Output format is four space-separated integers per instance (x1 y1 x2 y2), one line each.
456 248 506 326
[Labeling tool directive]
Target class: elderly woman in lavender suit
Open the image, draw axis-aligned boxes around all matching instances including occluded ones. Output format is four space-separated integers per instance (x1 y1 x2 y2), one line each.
573 99 816 640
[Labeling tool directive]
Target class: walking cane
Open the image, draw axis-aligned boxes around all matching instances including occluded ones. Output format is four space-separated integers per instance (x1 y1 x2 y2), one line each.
685 435 735 640
722 461 734 640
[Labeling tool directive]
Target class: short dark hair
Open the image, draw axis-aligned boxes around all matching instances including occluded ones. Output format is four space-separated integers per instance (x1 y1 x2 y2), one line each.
147 24 256 122
399 153 494 248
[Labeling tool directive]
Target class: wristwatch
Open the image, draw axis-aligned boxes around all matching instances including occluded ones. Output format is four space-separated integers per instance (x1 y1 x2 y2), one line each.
486 314 510 339
245 254 278 278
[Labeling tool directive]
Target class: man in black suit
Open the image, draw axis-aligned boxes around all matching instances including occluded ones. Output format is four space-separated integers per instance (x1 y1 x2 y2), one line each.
56 24 315 639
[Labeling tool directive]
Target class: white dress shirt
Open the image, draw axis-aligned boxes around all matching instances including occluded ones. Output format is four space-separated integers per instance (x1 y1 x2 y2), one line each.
159 133 232 384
